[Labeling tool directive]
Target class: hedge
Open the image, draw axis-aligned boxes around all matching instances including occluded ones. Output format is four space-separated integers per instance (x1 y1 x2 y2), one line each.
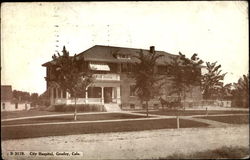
53 104 105 112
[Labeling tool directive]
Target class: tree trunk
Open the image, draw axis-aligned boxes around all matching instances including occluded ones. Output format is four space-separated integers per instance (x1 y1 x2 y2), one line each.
177 92 181 129
177 114 180 129
146 101 149 117
74 96 77 121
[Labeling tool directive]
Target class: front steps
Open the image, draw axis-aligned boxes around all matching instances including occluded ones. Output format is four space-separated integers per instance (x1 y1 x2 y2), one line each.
104 103 121 112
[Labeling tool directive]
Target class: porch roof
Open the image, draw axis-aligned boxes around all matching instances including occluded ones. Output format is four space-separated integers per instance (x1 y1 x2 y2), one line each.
89 63 110 71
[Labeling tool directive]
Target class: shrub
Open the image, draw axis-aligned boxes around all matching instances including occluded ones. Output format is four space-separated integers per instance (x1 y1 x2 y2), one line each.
53 104 104 112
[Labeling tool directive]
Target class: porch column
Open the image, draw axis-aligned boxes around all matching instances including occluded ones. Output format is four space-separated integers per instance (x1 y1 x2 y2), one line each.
65 91 69 105
50 87 54 105
61 89 63 99
66 92 69 99
85 87 88 104
112 87 115 102
117 86 121 104
101 87 104 104
55 88 58 99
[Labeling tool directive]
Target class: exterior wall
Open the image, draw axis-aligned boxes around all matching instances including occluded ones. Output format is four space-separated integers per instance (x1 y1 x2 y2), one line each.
120 74 203 110
1 101 31 112
45 62 203 110
120 74 162 110
120 73 140 110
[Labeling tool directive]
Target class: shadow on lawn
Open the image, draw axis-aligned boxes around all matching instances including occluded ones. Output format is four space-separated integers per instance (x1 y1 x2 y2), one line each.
162 146 249 159
2 118 208 140
196 115 249 124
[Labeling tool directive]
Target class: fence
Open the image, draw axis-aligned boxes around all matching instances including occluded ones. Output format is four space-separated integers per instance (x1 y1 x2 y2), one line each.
182 100 232 108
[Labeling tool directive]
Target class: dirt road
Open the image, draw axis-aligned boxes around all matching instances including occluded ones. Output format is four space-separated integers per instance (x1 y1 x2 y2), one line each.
2 124 249 159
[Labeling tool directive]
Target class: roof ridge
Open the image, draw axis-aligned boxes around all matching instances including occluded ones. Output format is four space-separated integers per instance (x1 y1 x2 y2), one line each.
93 44 170 53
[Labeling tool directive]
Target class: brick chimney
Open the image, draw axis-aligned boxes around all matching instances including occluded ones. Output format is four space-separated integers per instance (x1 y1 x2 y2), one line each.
150 46 155 53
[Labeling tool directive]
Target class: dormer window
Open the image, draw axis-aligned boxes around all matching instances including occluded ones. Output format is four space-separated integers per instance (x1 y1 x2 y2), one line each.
116 54 131 60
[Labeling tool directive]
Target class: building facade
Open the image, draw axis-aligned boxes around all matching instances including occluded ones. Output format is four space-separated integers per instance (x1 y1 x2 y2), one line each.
42 45 202 110
1 85 31 112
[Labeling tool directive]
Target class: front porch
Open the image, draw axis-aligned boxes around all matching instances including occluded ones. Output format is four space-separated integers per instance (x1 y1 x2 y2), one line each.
50 86 121 105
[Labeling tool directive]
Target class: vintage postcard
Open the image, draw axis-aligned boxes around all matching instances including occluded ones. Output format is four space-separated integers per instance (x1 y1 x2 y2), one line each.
1 1 249 160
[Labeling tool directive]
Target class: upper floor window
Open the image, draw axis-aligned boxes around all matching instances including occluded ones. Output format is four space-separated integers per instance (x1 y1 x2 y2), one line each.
121 63 128 72
121 63 135 73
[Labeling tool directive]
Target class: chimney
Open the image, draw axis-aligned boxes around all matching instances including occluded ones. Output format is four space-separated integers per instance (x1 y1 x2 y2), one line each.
150 46 155 53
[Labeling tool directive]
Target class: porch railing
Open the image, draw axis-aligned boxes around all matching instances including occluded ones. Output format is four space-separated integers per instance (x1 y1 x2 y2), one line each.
93 74 120 81
55 98 102 105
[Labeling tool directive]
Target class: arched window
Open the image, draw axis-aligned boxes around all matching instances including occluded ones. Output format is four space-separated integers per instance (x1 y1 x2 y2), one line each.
2 103 5 110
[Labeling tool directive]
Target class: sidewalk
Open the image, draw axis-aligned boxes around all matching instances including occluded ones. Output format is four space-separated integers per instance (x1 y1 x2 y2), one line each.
2 110 248 128
2 124 249 159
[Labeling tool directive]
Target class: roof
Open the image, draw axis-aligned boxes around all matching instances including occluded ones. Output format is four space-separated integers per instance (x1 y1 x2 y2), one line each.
77 45 175 65
42 56 73 67
1 85 13 101
42 45 176 66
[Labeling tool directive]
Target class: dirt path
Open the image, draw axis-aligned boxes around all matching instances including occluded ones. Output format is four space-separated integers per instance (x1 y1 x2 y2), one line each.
2 125 249 160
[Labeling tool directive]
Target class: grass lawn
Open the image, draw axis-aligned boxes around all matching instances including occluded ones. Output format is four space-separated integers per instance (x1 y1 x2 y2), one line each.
162 146 249 159
136 110 249 116
1 110 68 119
1 118 208 140
196 115 249 124
2 113 149 125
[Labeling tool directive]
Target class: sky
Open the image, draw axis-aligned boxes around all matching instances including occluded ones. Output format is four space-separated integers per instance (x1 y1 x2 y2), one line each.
1 2 248 94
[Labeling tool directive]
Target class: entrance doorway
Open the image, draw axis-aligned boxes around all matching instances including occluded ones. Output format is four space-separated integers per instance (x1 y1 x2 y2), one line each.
104 87 112 103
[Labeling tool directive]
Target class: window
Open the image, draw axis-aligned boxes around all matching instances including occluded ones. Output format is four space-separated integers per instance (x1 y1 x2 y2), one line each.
121 63 128 72
154 103 159 109
130 85 136 97
108 63 118 73
15 103 18 109
2 103 5 110
53 88 57 98
117 54 131 60
128 64 135 72
130 104 135 109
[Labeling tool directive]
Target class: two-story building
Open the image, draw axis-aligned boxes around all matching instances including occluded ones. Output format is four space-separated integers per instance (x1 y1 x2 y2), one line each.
42 45 202 111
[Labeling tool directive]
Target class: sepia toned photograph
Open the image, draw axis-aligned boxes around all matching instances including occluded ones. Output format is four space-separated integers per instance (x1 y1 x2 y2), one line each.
1 1 249 159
